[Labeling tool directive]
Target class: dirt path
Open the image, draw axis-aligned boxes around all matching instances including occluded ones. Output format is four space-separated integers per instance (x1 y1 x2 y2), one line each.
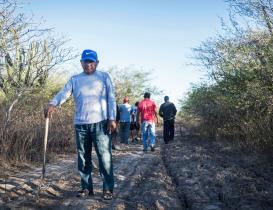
162 133 273 210
0 134 182 210
1 128 273 210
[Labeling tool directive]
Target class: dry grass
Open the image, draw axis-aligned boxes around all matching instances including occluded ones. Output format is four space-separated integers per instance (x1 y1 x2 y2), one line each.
0 93 75 166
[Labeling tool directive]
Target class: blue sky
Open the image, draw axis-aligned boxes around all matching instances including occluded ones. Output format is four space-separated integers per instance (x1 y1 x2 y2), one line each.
24 0 229 105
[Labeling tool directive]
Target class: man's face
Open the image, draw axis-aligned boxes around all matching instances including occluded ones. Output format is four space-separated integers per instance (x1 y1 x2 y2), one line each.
81 60 99 74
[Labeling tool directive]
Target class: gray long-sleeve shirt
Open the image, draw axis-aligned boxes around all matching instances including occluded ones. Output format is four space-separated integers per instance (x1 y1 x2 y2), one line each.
49 70 116 125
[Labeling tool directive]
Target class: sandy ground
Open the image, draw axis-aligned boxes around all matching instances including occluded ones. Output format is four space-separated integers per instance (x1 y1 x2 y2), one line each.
0 131 182 210
0 127 273 210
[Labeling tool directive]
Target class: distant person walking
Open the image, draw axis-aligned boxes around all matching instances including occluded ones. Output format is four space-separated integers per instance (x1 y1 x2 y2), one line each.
130 101 140 142
44 49 116 200
138 92 158 152
118 97 132 144
159 96 177 144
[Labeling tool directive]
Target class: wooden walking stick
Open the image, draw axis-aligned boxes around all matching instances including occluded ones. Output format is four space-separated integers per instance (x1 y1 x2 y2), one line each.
42 117 49 180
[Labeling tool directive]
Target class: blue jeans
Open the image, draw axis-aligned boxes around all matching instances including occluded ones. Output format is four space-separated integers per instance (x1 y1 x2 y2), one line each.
141 121 156 150
75 120 114 192
119 122 130 144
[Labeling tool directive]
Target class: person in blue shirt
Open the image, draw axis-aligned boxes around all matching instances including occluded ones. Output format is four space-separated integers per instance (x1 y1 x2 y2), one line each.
118 97 132 144
44 49 116 200
130 101 140 142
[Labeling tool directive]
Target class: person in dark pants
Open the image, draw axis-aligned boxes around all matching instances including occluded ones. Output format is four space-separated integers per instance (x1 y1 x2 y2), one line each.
118 96 132 144
159 96 177 144
130 101 140 142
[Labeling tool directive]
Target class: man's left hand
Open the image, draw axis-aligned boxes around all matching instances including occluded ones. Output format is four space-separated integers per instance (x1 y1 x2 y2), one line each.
107 120 117 134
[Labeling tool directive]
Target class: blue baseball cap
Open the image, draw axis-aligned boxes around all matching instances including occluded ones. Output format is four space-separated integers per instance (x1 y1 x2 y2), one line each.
81 49 98 62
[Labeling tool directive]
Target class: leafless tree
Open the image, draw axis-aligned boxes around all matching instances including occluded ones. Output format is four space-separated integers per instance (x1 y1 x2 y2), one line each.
0 0 77 125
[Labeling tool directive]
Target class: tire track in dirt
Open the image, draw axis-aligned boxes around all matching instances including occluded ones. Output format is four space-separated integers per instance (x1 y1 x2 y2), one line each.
110 143 183 210
161 144 189 209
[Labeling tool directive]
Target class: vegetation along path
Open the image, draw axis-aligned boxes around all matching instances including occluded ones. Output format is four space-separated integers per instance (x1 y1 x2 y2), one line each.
1 127 273 210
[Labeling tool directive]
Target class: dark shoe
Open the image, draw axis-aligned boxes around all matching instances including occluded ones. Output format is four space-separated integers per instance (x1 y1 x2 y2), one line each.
112 144 116 150
143 148 148 152
151 146 155 152
76 189 94 197
103 190 113 200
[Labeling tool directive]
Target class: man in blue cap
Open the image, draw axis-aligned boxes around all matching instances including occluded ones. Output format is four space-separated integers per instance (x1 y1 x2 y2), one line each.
44 49 116 200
